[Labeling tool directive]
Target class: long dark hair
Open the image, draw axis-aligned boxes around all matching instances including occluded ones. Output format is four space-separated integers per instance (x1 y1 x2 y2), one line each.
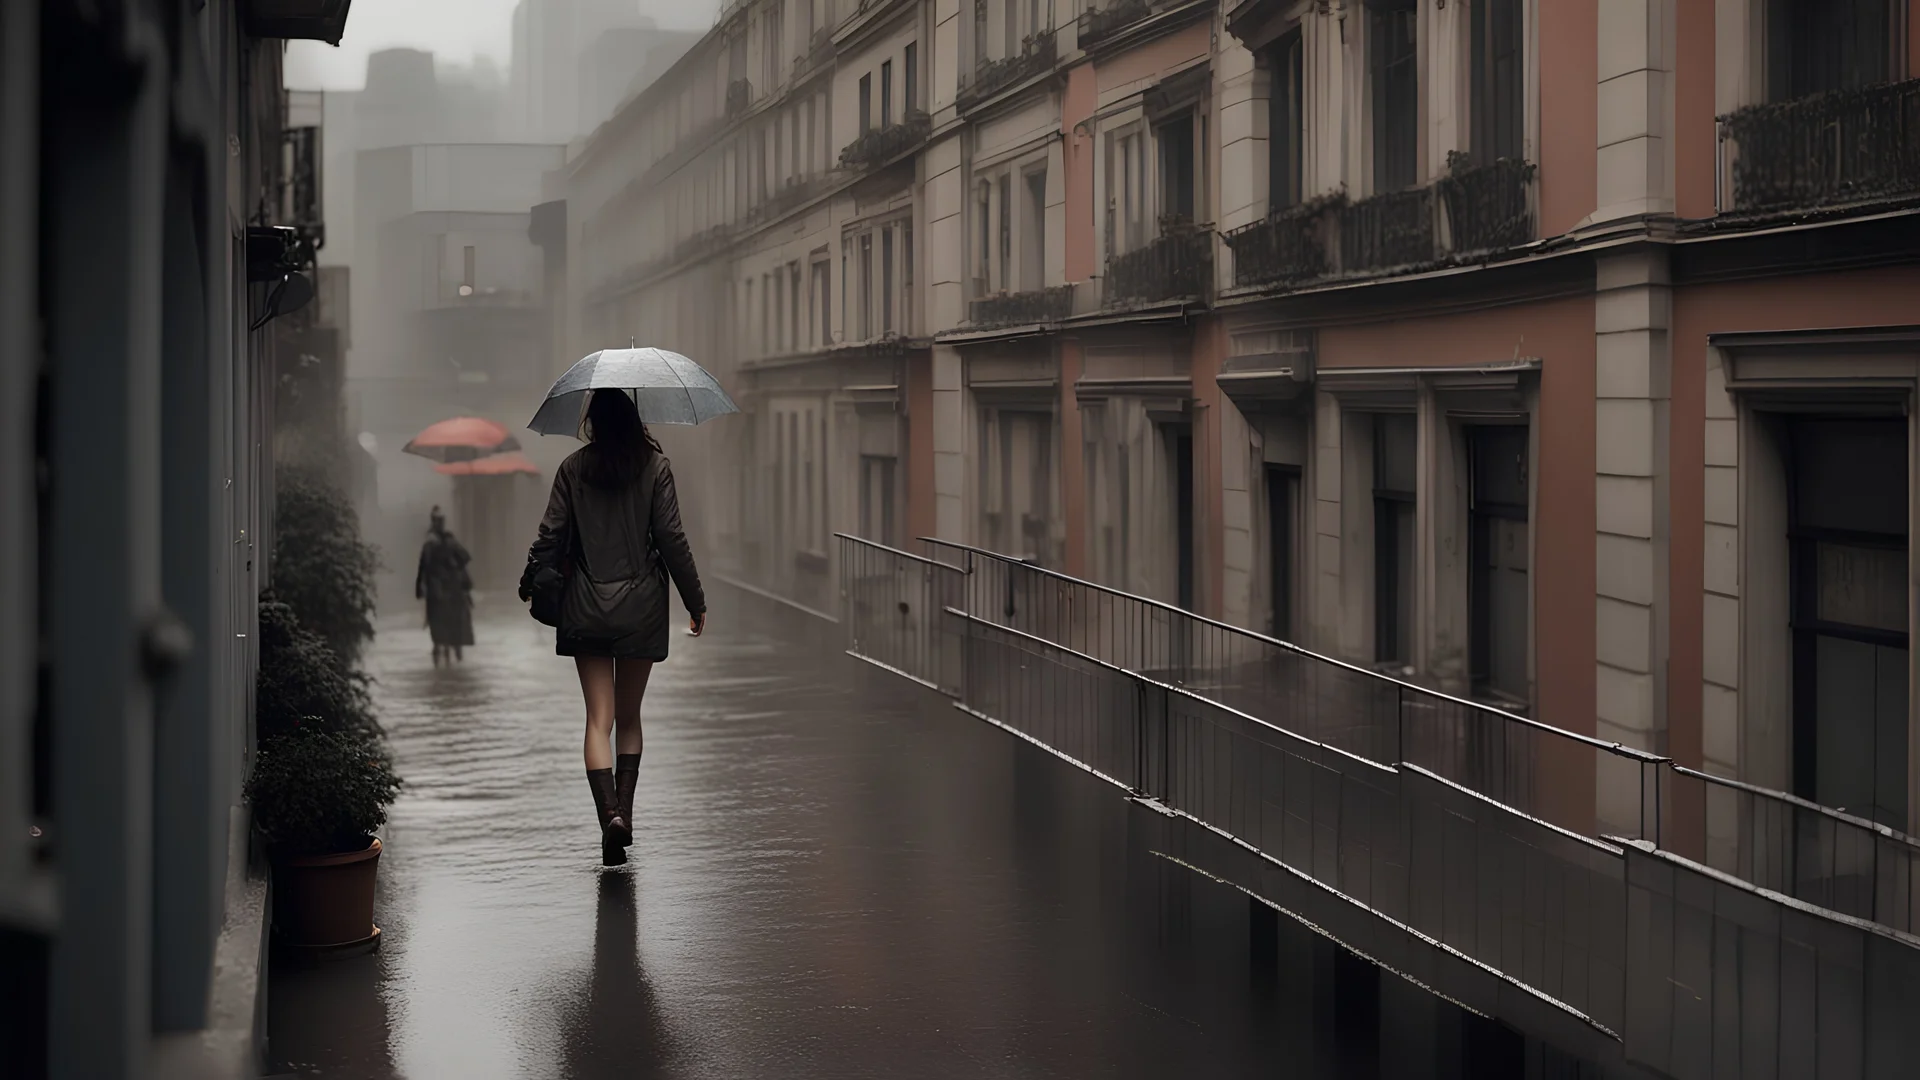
580 389 662 490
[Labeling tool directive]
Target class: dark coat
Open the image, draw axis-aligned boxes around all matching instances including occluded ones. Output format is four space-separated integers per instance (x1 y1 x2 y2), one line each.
415 531 475 647
521 449 705 660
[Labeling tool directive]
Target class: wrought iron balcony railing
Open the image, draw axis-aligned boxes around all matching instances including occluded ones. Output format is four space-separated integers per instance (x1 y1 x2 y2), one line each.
1220 194 1342 287
838 111 932 171
1077 0 1151 47
1436 155 1535 254
1719 77 1920 213
957 31 1057 111
968 285 1075 328
1338 186 1436 274
1103 224 1211 307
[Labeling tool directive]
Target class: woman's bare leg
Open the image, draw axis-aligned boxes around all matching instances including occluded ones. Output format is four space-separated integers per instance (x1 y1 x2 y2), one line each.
613 659 653 758
576 656 617 771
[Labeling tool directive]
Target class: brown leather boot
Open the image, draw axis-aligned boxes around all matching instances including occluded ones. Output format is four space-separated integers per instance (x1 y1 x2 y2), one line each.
586 769 628 865
614 754 640 849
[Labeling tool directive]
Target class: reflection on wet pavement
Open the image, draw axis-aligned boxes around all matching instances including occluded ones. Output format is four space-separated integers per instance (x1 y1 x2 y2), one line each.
267 589 1446 1079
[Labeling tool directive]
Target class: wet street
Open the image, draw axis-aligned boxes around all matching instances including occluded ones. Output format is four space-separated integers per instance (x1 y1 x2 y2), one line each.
266 586 1387 1079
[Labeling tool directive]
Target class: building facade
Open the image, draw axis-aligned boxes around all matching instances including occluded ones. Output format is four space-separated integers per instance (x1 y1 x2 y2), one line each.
556 0 1920 832
1 2 349 1077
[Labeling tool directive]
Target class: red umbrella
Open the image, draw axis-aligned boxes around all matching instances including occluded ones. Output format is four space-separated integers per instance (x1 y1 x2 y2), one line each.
403 417 521 463
433 451 542 476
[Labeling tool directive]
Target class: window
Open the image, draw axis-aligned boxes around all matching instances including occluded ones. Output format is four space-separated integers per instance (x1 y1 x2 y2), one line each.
975 0 989 67
975 180 993 294
860 455 898 546
1109 129 1147 254
1157 112 1197 223
461 244 476 295
1470 0 1524 164
1369 0 1419 193
743 277 755 355
803 98 815 175
811 258 831 346
881 226 895 333
1267 29 1305 211
789 263 802 352
1469 425 1529 703
762 272 774 355
1787 417 1908 828
859 74 872 133
904 43 918 114
858 233 873 338
804 408 815 551
902 224 914 330
1767 0 1893 101
1266 465 1298 640
1004 0 1018 57
1173 426 1194 610
840 238 850 335
1373 414 1416 667
997 176 1012 291
765 7 784 91
881 60 894 128
1022 167 1046 290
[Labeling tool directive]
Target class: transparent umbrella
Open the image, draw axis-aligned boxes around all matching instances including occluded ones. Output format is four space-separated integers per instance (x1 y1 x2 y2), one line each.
528 347 739 436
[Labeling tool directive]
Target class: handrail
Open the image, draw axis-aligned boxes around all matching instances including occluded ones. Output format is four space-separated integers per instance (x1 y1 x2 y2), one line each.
918 536 1667 764
946 606 1402 780
836 532 969 573
1672 763 1920 849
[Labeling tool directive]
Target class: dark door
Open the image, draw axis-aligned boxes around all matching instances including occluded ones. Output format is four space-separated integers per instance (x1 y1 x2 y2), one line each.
1266 465 1296 640
1468 425 1530 704
1175 428 1194 611
1788 417 1909 828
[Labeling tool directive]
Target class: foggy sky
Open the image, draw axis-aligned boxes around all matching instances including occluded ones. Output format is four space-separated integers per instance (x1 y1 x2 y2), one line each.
284 0 720 91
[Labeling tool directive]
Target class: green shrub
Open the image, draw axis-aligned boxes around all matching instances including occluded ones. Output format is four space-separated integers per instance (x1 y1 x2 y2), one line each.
256 596 375 741
247 722 401 857
272 466 379 665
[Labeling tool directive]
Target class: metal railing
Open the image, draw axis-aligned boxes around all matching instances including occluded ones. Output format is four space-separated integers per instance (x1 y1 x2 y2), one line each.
1662 765 1920 934
836 534 966 696
1436 156 1535 254
967 284 1074 328
957 31 1056 111
1076 0 1151 47
837 532 1920 1064
1719 77 1920 213
1102 225 1211 308
838 111 932 171
919 537 1663 843
1221 197 1336 287
1338 186 1436 274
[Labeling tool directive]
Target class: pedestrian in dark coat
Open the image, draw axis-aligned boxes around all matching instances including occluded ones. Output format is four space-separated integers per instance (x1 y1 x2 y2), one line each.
519 389 706 866
415 506 475 666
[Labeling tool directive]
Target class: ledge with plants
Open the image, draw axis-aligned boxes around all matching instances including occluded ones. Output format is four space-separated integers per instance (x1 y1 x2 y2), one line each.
251 466 395 956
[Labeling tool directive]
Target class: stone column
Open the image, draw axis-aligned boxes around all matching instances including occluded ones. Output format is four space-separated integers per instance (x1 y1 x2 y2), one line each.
1594 252 1671 762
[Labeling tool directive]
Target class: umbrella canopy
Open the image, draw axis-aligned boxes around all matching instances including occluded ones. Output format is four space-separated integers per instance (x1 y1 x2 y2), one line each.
433 451 541 477
528 347 739 436
403 417 521 463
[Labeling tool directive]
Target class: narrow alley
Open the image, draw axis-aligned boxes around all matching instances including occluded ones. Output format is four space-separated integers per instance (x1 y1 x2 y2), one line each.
265 589 1376 1079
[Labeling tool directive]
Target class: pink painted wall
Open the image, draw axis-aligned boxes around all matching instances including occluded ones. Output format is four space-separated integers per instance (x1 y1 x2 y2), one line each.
1538 0 1598 236
1675 0 1717 219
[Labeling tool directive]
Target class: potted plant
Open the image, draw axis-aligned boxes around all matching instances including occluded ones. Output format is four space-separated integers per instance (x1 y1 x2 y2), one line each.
247 721 401 955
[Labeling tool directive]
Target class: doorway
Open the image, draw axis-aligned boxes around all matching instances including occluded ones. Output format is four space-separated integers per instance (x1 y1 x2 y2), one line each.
1266 464 1297 640
1786 417 1909 827
1174 426 1194 611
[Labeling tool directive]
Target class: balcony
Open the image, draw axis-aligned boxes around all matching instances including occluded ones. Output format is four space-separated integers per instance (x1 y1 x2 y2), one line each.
957 31 1057 112
1223 159 1536 290
1103 223 1211 307
968 285 1075 328
1077 0 1151 48
726 78 753 119
1338 186 1435 274
1436 156 1535 255
838 111 932 171
1220 194 1341 287
1719 77 1920 214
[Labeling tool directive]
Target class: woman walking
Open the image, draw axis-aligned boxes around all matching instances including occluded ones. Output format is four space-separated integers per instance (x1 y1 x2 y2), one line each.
415 507 475 666
520 390 706 866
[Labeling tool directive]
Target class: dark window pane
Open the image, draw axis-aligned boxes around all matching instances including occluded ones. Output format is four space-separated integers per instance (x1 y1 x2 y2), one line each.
1768 0 1891 100
1374 413 1417 495
1791 418 1907 536
1370 1 1419 192
1268 30 1305 210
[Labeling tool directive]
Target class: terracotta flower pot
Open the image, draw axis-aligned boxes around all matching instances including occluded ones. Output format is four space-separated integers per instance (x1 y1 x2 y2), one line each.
274 836 382 955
